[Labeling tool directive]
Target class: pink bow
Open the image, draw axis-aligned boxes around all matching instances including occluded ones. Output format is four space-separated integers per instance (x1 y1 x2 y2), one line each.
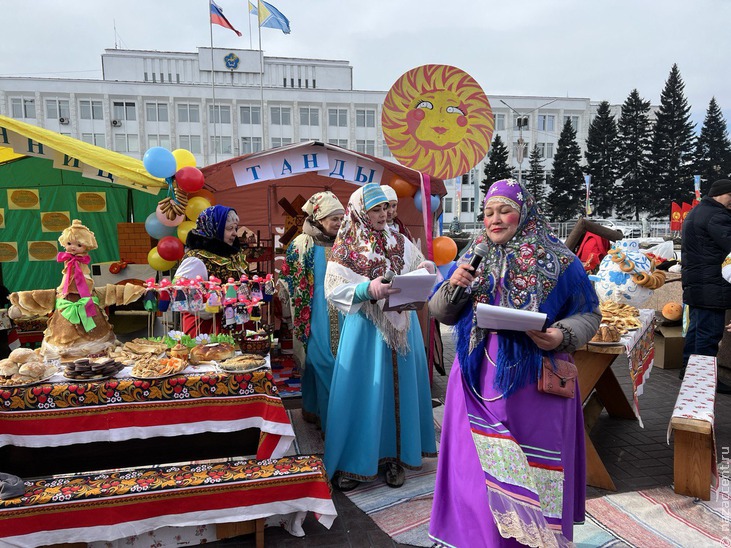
57 252 96 318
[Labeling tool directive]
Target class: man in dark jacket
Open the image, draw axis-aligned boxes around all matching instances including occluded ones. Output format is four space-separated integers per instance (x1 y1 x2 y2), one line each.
681 179 731 393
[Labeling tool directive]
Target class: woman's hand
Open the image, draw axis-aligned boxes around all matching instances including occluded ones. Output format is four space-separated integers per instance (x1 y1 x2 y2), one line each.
368 278 400 301
526 328 564 351
449 263 475 288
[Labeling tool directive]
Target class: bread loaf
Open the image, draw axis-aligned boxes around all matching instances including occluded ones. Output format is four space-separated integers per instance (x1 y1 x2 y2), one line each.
590 325 621 343
18 362 46 377
0 359 19 377
189 343 236 364
9 348 40 364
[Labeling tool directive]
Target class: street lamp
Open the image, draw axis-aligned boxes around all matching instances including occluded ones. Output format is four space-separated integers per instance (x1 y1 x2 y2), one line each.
500 99 558 185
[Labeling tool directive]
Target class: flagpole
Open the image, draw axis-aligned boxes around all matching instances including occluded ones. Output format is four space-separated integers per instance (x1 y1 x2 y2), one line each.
258 1 265 150
248 2 253 49
209 3 218 164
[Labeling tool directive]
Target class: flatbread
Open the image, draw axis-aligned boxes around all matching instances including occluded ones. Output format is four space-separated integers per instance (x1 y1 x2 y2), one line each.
31 289 56 313
104 284 117 307
18 291 47 315
115 285 125 305
123 284 145 306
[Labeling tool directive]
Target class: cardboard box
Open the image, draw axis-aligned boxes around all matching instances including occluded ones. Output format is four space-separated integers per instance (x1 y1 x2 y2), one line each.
655 325 684 369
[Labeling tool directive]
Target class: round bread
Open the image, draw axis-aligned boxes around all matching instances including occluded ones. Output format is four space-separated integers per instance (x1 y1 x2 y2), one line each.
591 325 621 343
18 362 46 378
189 343 236 364
8 348 40 364
0 359 19 377
170 343 190 360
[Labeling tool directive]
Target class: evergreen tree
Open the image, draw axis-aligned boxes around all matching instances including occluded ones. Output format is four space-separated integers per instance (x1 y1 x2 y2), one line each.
480 134 513 199
584 101 619 218
694 97 731 194
546 119 583 221
648 64 696 216
616 89 654 219
524 145 546 209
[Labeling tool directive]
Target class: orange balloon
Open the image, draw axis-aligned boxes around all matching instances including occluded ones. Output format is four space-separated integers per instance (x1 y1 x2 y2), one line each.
433 236 458 266
390 177 416 198
189 188 216 205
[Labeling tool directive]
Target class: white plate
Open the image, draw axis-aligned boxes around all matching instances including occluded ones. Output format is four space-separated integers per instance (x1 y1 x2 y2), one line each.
62 371 119 382
130 369 188 380
0 370 58 388
587 340 624 347
217 363 268 374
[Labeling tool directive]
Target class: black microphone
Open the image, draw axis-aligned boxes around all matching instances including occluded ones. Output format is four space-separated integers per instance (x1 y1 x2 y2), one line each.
450 243 489 304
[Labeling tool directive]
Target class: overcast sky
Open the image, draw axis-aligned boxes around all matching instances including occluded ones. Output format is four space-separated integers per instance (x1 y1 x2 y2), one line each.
2 0 729 127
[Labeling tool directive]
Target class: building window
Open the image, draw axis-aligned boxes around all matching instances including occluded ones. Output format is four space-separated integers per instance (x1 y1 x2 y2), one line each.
11 98 36 119
356 139 375 155
46 99 70 120
444 197 453 213
328 108 348 127
114 133 139 153
537 115 555 132
80 100 103 120
299 107 319 126
329 138 348 148
564 115 580 132
113 101 136 121
536 142 554 159
494 113 506 131
270 106 291 126
240 105 261 125
271 137 292 148
210 136 233 154
146 102 169 122
81 133 105 147
148 134 171 149
179 135 201 154
356 109 376 128
208 105 231 124
461 197 475 213
178 103 200 123
513 115 529 131
241 136 263 154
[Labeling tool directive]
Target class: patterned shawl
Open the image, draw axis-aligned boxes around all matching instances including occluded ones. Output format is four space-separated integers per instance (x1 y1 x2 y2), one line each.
325 185 424 353
453 179 598 397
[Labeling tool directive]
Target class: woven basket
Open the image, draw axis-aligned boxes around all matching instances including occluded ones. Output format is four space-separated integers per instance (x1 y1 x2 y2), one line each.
238 335 271 356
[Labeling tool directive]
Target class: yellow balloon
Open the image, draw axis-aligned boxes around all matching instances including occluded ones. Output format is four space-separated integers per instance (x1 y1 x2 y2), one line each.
185 197 211 221
148 247 177 272
177 220 196 244
172 149 197 170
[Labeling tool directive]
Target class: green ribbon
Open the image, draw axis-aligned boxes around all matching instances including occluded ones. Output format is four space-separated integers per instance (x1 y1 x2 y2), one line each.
56 297 99 332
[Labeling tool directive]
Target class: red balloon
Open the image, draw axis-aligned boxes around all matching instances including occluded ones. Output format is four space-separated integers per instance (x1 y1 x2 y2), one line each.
156 236 185 262
175 166 205 193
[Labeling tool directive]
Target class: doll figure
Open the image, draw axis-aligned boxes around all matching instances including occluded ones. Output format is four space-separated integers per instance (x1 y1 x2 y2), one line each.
57 219 97 299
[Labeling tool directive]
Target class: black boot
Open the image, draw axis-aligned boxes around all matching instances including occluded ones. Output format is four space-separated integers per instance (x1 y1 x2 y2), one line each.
385 462 405 488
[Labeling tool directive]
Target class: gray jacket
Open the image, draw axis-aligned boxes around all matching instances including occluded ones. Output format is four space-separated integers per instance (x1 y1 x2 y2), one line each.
429 282 601 353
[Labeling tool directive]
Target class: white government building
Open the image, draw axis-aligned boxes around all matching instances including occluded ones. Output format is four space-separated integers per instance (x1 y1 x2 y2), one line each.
0 47 608 226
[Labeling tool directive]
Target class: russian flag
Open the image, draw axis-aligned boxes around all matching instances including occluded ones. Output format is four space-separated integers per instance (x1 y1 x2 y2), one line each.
210 1 242 36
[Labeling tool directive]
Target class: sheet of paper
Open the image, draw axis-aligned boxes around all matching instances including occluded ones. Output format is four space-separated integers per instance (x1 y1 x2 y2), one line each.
476 303 547 332
387 268 438 307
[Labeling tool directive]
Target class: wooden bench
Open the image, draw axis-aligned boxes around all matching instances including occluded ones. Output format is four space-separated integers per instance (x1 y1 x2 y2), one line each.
668 354 717 500
0 454 336 547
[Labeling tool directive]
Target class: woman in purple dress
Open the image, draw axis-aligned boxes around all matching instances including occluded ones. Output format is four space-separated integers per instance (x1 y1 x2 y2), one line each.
428 179 600 547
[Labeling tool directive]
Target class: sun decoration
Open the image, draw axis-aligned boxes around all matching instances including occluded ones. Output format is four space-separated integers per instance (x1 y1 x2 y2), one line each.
382 64 494 180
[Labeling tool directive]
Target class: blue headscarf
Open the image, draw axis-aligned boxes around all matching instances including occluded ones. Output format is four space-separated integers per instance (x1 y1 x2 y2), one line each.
192 205 234 241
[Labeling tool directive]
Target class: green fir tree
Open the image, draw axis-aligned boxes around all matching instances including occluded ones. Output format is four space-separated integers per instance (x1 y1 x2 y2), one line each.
546 119 583 222
648 64 696 216
584 101 619 218
616 89 654 219
524 145 546 210
694 97 731 194
480 134 513 200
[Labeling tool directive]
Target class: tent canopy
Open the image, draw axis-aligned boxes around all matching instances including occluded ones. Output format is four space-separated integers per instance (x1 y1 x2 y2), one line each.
201 141 446 247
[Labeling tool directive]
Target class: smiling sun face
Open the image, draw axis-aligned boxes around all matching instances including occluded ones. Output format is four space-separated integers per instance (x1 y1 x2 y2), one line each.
382 64 494 180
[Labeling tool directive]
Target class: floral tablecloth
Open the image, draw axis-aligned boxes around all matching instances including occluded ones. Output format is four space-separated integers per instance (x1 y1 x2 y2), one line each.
0 363 294 460
623 308 656 427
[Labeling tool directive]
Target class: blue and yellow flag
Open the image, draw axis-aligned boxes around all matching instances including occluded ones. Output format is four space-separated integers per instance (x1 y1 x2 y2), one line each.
252 0 291 34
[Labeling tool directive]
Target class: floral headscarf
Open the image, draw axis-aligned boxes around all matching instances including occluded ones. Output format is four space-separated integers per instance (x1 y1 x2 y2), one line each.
192 205 235 241
454 179 598 396
325 184 424 353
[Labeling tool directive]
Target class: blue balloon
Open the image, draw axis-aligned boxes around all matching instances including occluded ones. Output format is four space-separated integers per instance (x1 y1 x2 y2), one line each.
430 195 441 211
145 212 177 240
143 147 177 179
437 261 456 279
414 189 424 212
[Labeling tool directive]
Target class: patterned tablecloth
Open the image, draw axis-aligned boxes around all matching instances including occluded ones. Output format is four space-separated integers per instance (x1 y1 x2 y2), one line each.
623 308 656 427
0 363 294 460
0 455 336 547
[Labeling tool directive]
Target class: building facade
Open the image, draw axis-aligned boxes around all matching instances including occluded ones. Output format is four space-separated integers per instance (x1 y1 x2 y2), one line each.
1 47 604 225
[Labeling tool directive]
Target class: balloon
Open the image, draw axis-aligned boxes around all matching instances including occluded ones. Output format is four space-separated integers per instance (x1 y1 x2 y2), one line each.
185 196 211 221
437 261 456 279
433 236 458 266
431 195 441 211
175 166 205 193
391 177 416 198
177 220 196 244
156 236 185 262
148 247 177 272
172 148 197 170
414 190 424 212
414 190 441 213
144 212 176 240
189 188 216 205
143 147 177 179
156 204 185 227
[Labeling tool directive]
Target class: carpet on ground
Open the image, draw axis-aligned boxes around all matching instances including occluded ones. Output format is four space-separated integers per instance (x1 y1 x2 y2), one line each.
270 354 301 398
285 408 324 456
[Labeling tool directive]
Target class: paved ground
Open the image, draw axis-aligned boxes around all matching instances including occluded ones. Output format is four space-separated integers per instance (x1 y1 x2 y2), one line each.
214 324 731 547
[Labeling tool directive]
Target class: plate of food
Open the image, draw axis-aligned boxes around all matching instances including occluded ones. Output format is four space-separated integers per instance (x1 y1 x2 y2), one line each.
217 354 268 373
63 358 125 382
0 368 59 388
131 357 188 379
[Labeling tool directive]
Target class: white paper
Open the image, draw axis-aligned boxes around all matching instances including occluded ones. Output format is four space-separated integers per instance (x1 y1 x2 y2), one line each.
476 303 547 332
387 268 438 307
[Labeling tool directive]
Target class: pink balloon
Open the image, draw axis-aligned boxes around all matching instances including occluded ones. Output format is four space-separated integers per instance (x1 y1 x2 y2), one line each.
156 204 185 227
